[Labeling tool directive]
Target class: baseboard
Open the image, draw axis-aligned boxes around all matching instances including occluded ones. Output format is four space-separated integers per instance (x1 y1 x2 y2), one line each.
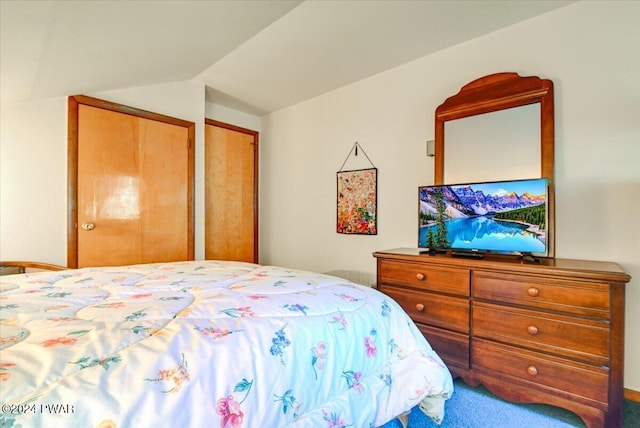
625 388 640 402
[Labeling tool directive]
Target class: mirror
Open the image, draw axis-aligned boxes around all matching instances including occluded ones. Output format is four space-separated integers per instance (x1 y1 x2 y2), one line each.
443 103 540 183
434 72 555 257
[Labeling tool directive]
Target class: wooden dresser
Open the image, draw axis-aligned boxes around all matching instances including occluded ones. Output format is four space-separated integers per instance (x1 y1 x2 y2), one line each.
373 248 631 428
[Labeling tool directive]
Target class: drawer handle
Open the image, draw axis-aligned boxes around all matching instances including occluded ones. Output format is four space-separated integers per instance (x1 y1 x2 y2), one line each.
527 325 539 335
416 273 426 281
527 287 540 297
415 303 425 312
526 365 538 376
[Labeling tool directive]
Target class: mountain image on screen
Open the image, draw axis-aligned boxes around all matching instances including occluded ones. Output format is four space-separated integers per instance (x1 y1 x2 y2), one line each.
418 178 548 254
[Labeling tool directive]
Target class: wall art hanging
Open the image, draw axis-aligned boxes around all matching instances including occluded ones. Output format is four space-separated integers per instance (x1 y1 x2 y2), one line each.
336 142 377 235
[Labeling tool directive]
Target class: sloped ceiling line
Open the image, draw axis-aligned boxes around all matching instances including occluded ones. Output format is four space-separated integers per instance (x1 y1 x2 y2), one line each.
0 0 575 114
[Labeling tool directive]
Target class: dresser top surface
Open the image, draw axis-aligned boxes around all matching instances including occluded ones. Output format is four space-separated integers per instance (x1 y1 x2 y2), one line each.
373 248 631 283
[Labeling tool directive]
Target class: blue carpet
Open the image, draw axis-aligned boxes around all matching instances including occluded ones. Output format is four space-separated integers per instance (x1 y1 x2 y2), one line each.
382 378 640 427
381 378 586 428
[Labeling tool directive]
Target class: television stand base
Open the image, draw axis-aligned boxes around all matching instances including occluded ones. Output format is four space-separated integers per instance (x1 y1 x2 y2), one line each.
419 248 446 256
521 253 542 264
451 251 484 259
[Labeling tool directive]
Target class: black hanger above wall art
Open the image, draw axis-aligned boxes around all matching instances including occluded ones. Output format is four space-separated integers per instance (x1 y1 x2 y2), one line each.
338 141 376 172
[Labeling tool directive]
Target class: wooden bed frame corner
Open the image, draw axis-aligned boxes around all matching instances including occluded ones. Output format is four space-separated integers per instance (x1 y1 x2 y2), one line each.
0 261 67 274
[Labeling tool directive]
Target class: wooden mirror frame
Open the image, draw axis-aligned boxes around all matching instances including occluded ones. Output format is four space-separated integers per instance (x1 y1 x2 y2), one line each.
434 72 555 257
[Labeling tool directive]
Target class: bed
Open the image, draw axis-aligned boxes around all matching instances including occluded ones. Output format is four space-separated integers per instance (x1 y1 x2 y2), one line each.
0 260 453 427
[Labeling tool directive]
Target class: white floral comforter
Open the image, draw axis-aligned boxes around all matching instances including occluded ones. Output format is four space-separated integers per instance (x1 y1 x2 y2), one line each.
0 261 453 428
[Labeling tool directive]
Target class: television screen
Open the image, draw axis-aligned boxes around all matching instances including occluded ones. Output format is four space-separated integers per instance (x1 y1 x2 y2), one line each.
418 178 548 256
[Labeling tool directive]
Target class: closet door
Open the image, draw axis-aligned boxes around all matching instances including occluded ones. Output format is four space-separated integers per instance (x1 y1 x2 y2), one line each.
205 120 258 263
68 96 195 268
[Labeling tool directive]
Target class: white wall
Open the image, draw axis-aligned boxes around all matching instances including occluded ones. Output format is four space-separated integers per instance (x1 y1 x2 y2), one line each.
205 102 261 132
260 1 640 390
0 97 67 264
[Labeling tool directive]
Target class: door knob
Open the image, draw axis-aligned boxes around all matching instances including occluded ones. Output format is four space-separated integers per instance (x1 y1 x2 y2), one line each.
81 222 95 231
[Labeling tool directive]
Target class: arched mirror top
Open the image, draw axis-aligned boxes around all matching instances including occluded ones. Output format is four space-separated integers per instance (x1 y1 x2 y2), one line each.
434 72 554 186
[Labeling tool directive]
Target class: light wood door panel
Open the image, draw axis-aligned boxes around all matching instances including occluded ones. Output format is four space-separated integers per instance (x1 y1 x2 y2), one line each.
205 120 258 263
137 118 190 262
69 96 194 268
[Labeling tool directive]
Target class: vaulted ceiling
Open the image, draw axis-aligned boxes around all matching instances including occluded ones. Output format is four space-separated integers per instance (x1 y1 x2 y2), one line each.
1 0 575 115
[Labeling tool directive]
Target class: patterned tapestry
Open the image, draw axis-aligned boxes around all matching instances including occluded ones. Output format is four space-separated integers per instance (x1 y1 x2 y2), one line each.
337 168 377 235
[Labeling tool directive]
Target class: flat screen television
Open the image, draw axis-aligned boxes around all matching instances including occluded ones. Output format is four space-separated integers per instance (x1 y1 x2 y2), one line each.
418 178 549 258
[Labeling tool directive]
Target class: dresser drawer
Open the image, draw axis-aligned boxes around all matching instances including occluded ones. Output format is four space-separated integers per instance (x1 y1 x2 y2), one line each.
473 301 609 366
417 324 469 370
379 259 469 296
473 271 610 318
473 339 609 404
379 285 469 333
